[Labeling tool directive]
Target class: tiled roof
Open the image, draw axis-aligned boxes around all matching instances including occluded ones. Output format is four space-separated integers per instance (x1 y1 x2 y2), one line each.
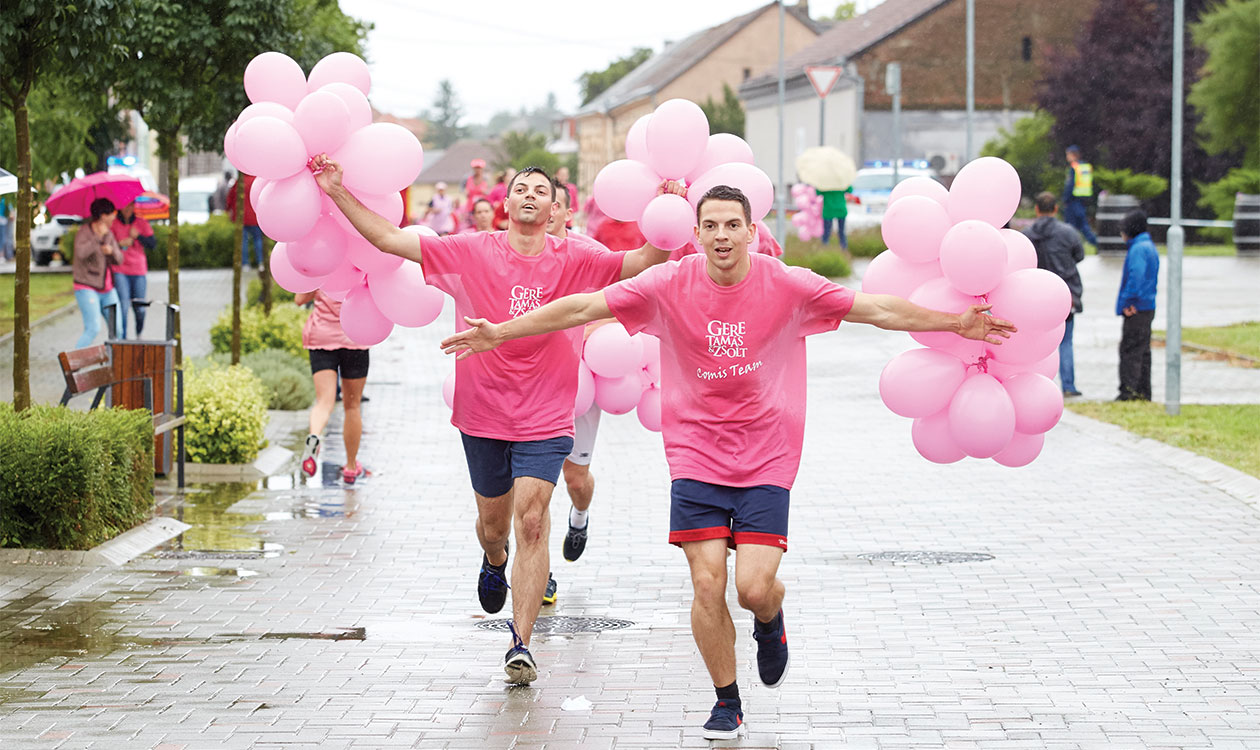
415 139 500 185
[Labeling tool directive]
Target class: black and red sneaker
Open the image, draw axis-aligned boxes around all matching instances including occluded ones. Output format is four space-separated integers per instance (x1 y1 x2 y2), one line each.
752 609 789 688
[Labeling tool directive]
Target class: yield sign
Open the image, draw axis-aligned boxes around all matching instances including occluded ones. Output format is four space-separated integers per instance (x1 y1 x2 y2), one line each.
805 65 843 98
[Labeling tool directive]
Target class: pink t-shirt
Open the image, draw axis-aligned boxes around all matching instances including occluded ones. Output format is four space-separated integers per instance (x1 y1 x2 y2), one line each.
110 215 153 275
421 230 625 441
302 289 368 350
604 253 856 490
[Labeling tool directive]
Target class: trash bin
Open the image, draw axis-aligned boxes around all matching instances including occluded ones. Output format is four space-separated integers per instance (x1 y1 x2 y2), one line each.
1233 193 1260 255
1096 193 1140 256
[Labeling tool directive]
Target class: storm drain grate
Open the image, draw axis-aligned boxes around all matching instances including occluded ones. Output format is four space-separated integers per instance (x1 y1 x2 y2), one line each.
476 616 634 634
154 550 266 560
859 551 995 565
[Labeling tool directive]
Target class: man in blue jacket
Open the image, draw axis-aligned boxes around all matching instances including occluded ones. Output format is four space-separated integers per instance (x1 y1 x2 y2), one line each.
1115 210 1159 401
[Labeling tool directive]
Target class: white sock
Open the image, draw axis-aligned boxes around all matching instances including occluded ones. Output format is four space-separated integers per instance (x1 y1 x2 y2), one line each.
569 507 589 529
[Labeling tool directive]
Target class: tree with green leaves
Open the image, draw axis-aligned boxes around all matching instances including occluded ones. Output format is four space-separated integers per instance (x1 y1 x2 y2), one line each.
980 109 1062 198
831 2 858 21
0 0 131 411
1188 0 1260 168
578 47 652 106
424 80 466 149
699 84 745 138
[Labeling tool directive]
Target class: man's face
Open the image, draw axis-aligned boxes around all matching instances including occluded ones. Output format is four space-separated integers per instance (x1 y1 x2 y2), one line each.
506 172 557 228
695 200 753 273
473 201 494 230
1065 151 1076 163
473 166 484 181
546 193 573 236
556 167 570 183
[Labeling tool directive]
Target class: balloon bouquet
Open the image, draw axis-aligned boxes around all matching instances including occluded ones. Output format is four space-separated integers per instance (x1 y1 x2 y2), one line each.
789 185 823 241
222 51 445 346
862 157 1071 467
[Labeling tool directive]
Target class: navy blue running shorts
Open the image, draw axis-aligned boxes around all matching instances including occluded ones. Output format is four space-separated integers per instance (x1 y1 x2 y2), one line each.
669 478 790 551
460 432 575 498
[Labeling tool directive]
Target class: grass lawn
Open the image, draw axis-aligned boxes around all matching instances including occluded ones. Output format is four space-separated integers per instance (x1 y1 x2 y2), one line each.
1068 401 1260 478
1086 243 1236 256
0 273 75 337
1155 321 1260 362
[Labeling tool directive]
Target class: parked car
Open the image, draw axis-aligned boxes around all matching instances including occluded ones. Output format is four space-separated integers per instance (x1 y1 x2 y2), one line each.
848 163 944 228
176 174 221 225
31 214 82 266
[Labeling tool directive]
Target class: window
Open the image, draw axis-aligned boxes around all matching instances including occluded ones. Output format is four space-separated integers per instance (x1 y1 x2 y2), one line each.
1022 36 1032 62
743 67 752 81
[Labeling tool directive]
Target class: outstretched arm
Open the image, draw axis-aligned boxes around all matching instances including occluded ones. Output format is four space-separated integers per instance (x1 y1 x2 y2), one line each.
619 180 687 280
440 291 613 360
844 292 1016 344
311 154 421 263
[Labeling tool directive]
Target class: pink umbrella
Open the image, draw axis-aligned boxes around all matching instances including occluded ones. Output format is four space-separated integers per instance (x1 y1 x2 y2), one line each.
45 172 145 217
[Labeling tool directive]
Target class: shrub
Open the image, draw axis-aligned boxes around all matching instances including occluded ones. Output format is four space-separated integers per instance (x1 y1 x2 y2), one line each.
208 348 314 411
246 276 296 308
782 248 852 278
980 109 1063 198
60 214 275 268
846 226 888 258
1094 167 1169 201
210 303 308 359
1196 168 1260 242
0 403 154 550
185 362 269 464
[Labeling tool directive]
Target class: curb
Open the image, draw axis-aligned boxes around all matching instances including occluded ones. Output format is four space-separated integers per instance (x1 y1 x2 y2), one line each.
183 445 294 482
1151 334 1259 367
0 300 79 350
0 517 192 567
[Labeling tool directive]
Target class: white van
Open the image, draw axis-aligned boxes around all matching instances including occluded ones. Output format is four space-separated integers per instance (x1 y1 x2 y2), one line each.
177 174 221 225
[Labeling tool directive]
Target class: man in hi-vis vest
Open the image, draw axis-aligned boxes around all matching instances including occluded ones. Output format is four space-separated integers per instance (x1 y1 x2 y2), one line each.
1062 145 1098 246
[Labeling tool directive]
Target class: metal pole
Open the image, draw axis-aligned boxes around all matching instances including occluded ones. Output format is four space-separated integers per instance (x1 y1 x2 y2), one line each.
1166 0 1185 416
893 90 901 185
776 1 786 245
965 0 975 162
819 98 825 147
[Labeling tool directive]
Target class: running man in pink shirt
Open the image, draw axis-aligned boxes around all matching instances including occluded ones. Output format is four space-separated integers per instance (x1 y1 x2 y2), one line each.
311 155 678 685
441 185 1016 738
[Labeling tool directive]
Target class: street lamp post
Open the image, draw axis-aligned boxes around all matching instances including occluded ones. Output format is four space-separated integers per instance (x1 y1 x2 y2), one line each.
965 0 975 162
1166 0 1185 415
776 0 786 246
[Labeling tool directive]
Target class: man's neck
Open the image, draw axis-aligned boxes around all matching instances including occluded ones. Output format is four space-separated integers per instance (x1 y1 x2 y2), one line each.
707 256 752 287
507 220 549 255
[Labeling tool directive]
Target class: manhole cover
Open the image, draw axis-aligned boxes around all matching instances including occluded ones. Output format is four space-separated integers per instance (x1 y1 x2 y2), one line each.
859 551 994 565
476 616 634 634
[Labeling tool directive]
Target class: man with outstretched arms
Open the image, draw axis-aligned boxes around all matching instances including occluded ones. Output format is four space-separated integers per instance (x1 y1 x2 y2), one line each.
310 155 676 686
441 185 1015 737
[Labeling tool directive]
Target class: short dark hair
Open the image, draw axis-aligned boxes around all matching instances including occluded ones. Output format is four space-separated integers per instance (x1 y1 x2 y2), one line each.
1122 209 1148 238
472 197 493 210
1034 191 1058 213
552 178 570 210
507 166 556 200
696 185 752 224
89 197 116 221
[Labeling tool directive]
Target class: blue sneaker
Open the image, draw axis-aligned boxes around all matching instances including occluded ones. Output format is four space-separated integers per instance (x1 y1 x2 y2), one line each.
702 699 745 740
503 621 537 685
753 609 789 688
542 573 557 605
478 541 510 614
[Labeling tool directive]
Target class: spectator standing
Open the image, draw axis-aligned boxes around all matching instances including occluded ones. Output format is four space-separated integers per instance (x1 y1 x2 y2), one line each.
1115 210 1159 401
110 200 156 338
1023 192 1085 396
72 198 122 347
818 186 852 249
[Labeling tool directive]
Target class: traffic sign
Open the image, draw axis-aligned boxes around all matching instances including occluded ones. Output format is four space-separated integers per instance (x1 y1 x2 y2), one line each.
804 65 842 99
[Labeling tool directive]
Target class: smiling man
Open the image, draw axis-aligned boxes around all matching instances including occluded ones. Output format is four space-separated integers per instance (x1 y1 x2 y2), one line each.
311 156 676 685
441 184 1016 737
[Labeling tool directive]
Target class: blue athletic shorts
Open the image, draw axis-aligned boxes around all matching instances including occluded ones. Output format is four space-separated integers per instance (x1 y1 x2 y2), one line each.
669 478 790 551
459 432 575 498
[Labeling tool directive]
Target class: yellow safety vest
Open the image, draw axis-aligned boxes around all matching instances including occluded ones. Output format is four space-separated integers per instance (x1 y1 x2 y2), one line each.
1072 162 1093 198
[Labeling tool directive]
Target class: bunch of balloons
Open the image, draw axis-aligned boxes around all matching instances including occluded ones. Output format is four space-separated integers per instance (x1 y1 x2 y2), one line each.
789 184 823 241
591 99 774 250
223 51 444 345
862 157 1071 467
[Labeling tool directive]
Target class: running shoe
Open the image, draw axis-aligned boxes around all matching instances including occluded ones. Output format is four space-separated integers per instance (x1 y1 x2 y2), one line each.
562 519 588 562
300 434 320 477
503 621 537 685
342 462 367 484
542 573 558 605
752 609 790 688
478 542 510 614
702 699 745 740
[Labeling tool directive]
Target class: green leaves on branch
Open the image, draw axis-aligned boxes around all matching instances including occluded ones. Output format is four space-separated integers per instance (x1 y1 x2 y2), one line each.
185 362 268 465
1189 0 1260 168
210 304 309 359
1093 167 1169 201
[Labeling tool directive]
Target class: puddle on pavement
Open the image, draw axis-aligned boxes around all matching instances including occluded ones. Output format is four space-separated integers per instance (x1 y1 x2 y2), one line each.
156 482 267 553
0 595 170 679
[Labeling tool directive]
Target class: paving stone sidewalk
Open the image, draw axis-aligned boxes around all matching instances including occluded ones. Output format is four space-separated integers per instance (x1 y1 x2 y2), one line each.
2 257 1259 749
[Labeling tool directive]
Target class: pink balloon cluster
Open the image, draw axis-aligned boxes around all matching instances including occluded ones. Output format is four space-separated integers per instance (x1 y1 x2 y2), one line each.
224 51 443 345
591 100 773 251
863 157 1071 467
789 184 823 241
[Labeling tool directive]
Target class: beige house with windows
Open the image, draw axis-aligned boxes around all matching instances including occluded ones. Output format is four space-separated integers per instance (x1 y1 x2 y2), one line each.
575 1 825 198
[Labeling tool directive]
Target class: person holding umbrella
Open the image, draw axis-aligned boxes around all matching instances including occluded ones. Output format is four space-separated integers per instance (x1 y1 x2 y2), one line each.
111 200 156 338
72 198 123 347
794 147 857 249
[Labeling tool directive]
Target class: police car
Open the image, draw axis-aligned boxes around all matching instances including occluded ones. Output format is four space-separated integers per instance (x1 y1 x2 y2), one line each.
848 160 943 227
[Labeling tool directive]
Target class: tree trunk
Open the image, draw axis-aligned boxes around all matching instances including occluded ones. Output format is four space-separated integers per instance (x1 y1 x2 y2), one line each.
161 132 182 367
231 177 243 364
261 238 272 316
11 95 32 411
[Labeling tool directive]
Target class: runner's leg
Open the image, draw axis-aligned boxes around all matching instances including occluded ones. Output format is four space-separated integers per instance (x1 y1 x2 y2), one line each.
475 489 512 567
339 376 365 471
735 544 785 622
309 369 337 437
683 538 737 687
509 476 554 646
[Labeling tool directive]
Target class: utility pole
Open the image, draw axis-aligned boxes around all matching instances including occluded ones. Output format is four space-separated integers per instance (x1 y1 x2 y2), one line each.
1166 0 1185 415
965 0 975 162
887 62 901 186
776 0 786 246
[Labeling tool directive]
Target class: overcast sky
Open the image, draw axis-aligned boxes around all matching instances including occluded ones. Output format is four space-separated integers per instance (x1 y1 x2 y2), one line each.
342 0 886 124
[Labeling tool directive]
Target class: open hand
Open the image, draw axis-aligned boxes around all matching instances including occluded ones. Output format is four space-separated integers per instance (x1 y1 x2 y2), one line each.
440 317 505 360
310 154 343 193
958 304 1017 345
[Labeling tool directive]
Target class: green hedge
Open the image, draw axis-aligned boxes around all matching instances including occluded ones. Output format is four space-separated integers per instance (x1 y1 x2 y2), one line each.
210 303 308 359
207 348 314 411
0 403 154 550
246 277 296 308
185 362 269 464
60 214 275 268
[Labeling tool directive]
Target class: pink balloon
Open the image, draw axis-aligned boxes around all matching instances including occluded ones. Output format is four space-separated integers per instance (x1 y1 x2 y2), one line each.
907 278 986 359
243 51 306 110
637 386 662 432
645 99 709 179
888 175 949 207
339 283 393 346
256 171 322 242
939 220 1008 296
324 286 350 301
862 251 942 298
318 82 372 131
987 268 1072 333
946 156 1022 228
238 101 294 125
593 373 642 415
879 347 968 418
584 323 644 378
986 348 1058 382
992 431 1044 468
639 194 695 250
249 176 270 208
1001 229 1038 275
911 409 965 464
293 90 352 155
947 373 1016 458
688 162 774 222
1002 373 1064 434
307 52 371 95
269 242 330 294
442 371 455 410
367 260 444 327
223 123 241 169
344 233 403 274
286 214 347 276
575 362 595 416
331 189 403 234
625 114 651 162
685 133 755 183
232 116 308 180
592 159 660 222
321 256 366 294
881 195 952 264
639 334 661 382
987 321 1064 365
333 123 425 195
